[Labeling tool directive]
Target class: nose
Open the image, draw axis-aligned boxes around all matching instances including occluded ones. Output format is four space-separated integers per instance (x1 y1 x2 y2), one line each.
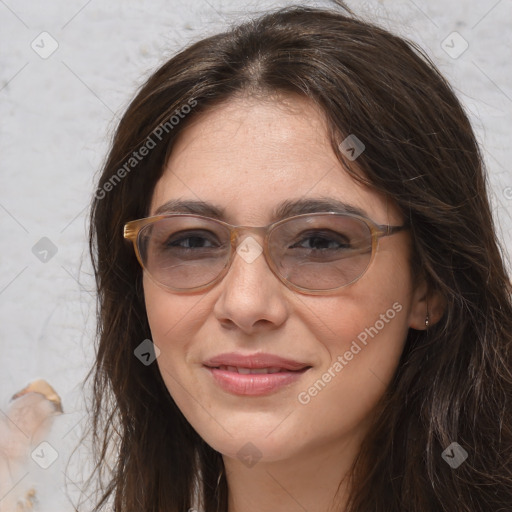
212 234 290 334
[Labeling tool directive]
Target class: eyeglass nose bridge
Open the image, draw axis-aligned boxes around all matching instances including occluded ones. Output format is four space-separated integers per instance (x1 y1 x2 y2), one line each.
226 224 275 269
228 224 270 247
222 224 283 285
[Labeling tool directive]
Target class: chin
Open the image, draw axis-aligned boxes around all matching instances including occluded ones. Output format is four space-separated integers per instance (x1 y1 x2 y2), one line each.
203 431 297 464
182 404 307 463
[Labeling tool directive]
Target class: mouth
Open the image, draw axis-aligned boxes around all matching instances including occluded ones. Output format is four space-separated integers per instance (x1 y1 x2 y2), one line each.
203 353 312 396
211 365 301 374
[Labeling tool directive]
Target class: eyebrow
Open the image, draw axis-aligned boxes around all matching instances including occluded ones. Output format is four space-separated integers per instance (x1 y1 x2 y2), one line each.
153 197 369 223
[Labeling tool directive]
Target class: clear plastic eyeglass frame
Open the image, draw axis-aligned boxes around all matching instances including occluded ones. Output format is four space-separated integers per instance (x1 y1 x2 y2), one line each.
123 212 409 295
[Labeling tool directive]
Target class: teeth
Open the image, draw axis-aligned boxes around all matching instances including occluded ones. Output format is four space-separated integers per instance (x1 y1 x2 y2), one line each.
218 365 285 374
249 368 273 374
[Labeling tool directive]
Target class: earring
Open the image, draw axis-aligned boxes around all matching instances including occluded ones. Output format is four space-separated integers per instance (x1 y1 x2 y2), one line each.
425 311 430 329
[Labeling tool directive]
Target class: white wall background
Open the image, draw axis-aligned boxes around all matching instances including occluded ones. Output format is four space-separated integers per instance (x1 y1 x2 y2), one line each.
0 0 511 509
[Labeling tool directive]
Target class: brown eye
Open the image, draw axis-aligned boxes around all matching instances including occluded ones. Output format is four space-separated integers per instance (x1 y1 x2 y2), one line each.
289 230 350 251
165 230 220 249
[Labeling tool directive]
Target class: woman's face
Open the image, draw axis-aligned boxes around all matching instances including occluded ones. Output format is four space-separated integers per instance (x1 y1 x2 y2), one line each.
144 94 427 465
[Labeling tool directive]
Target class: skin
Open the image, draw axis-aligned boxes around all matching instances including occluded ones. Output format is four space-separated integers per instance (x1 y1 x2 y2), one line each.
143 94 438 512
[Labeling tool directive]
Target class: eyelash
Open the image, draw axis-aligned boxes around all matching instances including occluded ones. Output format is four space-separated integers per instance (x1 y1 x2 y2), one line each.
164 231 351 251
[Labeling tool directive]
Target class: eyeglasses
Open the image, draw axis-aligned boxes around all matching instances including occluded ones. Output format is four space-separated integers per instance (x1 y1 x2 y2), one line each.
123 212 408 295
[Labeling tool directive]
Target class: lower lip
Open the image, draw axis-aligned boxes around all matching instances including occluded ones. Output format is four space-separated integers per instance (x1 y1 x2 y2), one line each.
205 367 308 396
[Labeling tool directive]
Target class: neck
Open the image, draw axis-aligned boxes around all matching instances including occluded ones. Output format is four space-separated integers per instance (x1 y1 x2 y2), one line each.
223 433 363 512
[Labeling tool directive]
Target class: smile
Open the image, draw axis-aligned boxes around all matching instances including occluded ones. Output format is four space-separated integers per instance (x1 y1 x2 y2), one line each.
216 365 286 374
203 353 311 396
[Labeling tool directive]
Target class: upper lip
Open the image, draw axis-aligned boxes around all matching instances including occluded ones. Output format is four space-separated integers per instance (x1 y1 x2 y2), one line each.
203 352 311 371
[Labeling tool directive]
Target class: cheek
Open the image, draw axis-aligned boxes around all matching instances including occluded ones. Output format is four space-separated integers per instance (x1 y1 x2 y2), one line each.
298 296 409 396
301 255 412 360
295 259 412 403
291 302 410 454
143 277 206 378
144 274 207 341
143 281 228 450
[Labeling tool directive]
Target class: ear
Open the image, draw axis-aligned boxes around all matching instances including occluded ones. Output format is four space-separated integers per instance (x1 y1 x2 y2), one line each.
408 275 446 330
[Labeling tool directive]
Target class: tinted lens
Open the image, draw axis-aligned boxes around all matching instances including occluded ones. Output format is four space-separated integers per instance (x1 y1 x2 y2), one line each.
137 214 374 292
269 214 373 290
138 216 230 289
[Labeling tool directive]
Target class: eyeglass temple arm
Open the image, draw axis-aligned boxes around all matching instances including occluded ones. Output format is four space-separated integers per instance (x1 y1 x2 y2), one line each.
379 222 410 237
124 223 138 242
124 218 159 242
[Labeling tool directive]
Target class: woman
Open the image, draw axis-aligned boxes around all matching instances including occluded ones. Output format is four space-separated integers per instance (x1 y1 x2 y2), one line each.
86 3 512 511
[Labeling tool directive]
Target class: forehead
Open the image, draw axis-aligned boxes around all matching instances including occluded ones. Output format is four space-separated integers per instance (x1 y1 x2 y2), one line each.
150 95 395 224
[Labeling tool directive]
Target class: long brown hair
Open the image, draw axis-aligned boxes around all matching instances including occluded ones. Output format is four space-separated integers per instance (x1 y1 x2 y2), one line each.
85 4 512 511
